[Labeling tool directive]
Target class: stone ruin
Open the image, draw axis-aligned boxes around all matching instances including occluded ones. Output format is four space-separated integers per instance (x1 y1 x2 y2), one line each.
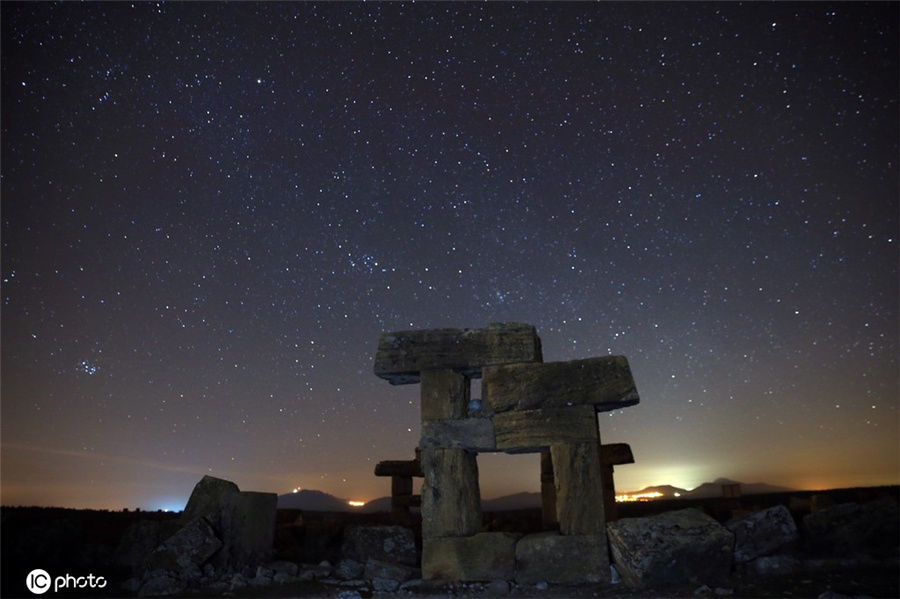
372 322 640 583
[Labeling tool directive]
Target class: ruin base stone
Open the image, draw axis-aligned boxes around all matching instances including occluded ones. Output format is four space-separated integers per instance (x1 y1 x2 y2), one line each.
607 508 734 589
515 532 609 584
726 504 798 562
423 532 520 581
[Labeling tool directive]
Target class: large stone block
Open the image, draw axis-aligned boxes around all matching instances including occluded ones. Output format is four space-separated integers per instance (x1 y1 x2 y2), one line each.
420 448 481 539
180 475 240 526
601 443 634 465
214 490 278 571
422 532 520 581
420 418 496 451
420 369 469 420
726 504 798 562
607 508 734 589
484 356 639 413
341 525 418 567
493 405 598 451
373 322 542 384
551 442 605 534
515 532 609 584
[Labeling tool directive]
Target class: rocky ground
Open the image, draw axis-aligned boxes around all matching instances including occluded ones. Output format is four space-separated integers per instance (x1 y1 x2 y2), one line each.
2 485 897 599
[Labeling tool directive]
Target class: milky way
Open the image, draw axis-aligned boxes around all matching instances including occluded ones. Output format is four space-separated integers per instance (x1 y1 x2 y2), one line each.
2 2 897 509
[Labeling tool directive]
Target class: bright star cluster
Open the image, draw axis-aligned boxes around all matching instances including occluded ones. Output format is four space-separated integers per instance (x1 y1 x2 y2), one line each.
1 3 896 509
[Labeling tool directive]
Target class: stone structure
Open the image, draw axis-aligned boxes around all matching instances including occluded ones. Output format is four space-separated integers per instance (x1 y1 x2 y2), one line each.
372 322 641 583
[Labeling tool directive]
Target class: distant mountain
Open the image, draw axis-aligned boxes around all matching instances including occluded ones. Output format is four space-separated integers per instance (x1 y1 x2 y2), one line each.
631 484 689 498
358 496 393 513
276 490 350 511
627 478 795 499
482 492 541 511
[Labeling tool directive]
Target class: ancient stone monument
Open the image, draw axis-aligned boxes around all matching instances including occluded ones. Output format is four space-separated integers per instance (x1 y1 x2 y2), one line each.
372 322 640 583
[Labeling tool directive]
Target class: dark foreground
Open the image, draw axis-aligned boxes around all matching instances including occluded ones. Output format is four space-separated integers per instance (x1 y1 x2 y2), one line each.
2 486 897 598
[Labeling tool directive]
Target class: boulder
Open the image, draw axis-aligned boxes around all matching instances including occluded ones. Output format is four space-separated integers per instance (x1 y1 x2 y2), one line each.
607 508 734 589
214 490 278 570
373 322 543 384
180 475 240 526
364 558 419 583
803 497 900 558
341 525 417 566
726 504 798 562
422 532 519 581
515 532 609 584
484 356 639 413
146 517 221 575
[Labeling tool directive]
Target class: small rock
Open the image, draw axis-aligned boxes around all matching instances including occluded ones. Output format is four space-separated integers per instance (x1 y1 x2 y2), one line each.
336 558 365 580
747 555 801 575
255 565 274 579
694 584 711 595
228 573 248 590
486 579 510 595
372 577 400 592
535 581 548 590
138 571 186 597
714 588 733 596
610 564 621 585
336 591 363 599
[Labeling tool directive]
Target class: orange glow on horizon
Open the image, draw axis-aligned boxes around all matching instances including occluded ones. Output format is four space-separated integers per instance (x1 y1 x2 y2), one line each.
616 491 664 502
348 500 366 507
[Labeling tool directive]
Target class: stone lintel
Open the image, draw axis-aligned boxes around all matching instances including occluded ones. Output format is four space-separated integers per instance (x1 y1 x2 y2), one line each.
373 322 543 385
551 442 606 535
374 460 423 478
493 405 598 451
422 532 520 581
420 448 481 539
484 356 639 413
601 442 635 466
420 418 496 451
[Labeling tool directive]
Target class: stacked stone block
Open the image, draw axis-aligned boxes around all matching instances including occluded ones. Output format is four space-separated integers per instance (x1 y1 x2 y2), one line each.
372 322 641 584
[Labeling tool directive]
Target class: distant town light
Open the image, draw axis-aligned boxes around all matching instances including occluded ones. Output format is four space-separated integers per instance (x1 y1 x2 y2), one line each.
615 491 663 502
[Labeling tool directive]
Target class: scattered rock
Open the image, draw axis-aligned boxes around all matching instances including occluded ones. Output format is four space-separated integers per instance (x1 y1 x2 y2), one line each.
746 554 801 576
726 504 798 562
266 560 299 577
336 591 363 599
138 570 186 597
372 577 400 592
534 580 549 590
486 579 510 595
364 557 419 583
146 517 221 575
335 558 365 580
423 532 519 581
607 508 734 589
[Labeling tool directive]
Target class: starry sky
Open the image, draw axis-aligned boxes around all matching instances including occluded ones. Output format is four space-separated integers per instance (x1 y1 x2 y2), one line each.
2 2 897 511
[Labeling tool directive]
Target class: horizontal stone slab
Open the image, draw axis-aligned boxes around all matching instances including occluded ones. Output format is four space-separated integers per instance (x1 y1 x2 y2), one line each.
601 443 634 466
493 405 598 451
515 532 609 584
373 322 543 385
422 532 520 581
483 356 639 413
421 418 496 451
374 459 423 478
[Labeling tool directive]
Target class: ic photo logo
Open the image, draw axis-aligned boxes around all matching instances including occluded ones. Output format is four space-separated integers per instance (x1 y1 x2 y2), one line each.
26 569 107 595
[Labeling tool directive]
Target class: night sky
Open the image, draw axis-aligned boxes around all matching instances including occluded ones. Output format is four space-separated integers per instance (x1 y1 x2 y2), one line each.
2 2 897 511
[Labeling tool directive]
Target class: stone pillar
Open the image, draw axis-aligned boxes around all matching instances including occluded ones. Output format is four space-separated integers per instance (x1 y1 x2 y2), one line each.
551 441 605 535
540 451 557 529
420 369 468 420
391 475 413 523
420 447 481 539
599 443 634 522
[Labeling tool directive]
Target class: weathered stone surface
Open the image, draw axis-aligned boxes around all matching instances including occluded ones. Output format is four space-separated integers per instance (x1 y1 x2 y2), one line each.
422 533 520 581
146 517 222 574
601 443 634 465
341 525 418 566
421 418 496 451
607 508 734 589
214 490 278 571
373 322 542 384
515 532 609 584
494 405 598 451
726 504 798 562
421 369 469 420
364 558 420 583
803 497 900 558
421 448 481 538
540 451 557 529
180 475 240 526
551 442 605 534
484 356 638 413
